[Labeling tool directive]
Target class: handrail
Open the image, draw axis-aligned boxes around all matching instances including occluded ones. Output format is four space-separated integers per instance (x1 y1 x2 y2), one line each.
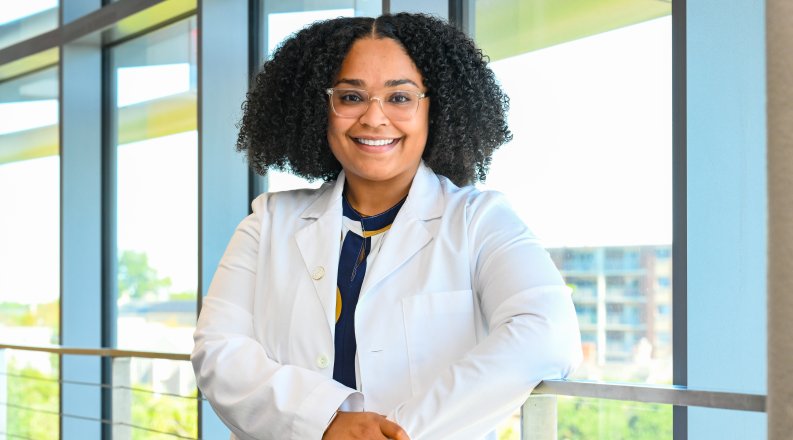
0 343 767 413
535 379 765 412
0 343 190 361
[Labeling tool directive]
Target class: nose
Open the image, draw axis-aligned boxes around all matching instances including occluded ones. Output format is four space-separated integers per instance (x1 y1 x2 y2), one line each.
358 97 390 127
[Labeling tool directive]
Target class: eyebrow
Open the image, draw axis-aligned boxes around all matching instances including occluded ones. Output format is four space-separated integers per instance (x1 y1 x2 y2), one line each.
335 78 420 88
385 79 419 88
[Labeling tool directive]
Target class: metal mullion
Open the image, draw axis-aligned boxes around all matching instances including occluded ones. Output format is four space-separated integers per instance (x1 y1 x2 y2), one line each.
247 0 267 205
100 35 117 440
672 0 687 438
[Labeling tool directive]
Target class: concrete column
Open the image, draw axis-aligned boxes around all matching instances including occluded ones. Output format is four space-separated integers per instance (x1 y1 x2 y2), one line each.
112 358 131 440
766 0 793 438
521 394 557 440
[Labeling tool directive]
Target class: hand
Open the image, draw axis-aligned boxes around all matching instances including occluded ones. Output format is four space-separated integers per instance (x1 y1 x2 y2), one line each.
323 411 410 440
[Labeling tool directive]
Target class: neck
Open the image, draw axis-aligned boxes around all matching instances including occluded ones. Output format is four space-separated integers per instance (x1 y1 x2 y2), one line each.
344 169 417 216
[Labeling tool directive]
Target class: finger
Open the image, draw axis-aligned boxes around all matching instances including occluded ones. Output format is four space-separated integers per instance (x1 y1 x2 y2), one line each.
379 418 410 440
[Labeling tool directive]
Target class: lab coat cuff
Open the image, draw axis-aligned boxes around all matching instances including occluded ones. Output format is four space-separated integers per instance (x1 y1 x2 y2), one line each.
292 380 363 440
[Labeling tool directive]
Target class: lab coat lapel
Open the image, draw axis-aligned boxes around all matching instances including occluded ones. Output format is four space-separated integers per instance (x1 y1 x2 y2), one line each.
294 173 345 334
360 162 444 297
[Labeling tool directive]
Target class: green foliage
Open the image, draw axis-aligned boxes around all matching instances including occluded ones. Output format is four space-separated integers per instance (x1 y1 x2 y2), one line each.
495 397 672 440
0 301 59 336
167 291 196 301
130 388 198 439
558 397 672 440
498 425 518 440
118 250 172 300
5 360 59 440
5 359 198 440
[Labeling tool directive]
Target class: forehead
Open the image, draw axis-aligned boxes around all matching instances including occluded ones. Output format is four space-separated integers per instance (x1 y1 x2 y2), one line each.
335 37 424 87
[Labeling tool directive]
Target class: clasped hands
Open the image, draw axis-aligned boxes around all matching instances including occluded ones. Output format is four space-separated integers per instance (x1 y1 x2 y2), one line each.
323 411 410 440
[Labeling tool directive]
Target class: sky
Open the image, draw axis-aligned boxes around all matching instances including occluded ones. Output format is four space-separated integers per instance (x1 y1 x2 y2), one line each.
0 15 671 305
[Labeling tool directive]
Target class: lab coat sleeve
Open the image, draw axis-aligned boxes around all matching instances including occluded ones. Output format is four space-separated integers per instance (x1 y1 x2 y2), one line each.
191 196 360 440
387 192 583 439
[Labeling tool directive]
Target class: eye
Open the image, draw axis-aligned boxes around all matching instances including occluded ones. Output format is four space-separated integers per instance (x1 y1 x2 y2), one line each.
387 91 415 105
337 90 366 104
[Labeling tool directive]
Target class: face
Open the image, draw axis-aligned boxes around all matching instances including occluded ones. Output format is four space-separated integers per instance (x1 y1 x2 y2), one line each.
327 37 430 189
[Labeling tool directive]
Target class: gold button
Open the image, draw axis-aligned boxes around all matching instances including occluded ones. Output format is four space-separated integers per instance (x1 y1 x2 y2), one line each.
311 266 325 280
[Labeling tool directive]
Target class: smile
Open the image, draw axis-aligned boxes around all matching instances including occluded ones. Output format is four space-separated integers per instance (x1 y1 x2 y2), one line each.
353 137 399 146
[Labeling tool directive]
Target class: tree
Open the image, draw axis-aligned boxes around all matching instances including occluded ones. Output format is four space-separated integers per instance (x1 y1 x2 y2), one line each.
118 250 172 300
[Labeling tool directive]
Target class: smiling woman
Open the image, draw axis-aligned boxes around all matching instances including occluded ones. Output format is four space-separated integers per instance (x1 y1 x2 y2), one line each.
325 38 429 215
192 13 582 440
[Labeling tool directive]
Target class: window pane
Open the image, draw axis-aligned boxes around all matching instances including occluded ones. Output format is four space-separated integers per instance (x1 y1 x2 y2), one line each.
1 350 60 439
258 1 365 192
558 396 672 439
111 358 198 439
474 1 672 437
0 67 60 439
0 1 59 50
111 17 198 353
474 1 672 385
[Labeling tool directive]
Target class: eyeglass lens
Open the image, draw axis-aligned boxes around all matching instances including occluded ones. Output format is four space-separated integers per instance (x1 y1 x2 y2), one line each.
329 88 421 121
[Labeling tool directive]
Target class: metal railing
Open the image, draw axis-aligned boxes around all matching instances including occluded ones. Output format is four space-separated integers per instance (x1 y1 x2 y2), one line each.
0 343 767 439
0 343 197 440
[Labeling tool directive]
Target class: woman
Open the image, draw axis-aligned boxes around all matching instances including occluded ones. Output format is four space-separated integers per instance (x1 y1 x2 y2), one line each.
192 13 581 440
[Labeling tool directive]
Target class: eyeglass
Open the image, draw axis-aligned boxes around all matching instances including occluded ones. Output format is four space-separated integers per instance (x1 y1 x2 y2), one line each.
325 87 427 121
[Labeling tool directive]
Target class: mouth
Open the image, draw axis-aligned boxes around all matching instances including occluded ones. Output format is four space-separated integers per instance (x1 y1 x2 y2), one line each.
352 137 400 147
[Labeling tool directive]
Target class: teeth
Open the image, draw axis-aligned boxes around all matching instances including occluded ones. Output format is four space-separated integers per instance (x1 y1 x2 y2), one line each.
356 138 396 146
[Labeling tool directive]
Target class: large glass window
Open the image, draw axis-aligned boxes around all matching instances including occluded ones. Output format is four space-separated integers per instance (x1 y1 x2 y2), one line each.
474 0 672 437
0 67 60 439
110 17 198 354
0 1 59 50
108 16 199 439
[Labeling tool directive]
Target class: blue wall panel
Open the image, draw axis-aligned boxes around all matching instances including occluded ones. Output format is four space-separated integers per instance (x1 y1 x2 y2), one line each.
687 0 767 437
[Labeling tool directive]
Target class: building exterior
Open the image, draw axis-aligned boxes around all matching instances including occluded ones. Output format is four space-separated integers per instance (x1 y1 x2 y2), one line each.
549 246 672 374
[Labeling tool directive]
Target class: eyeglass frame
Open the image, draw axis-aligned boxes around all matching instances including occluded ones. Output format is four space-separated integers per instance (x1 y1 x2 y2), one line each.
325 87 428 121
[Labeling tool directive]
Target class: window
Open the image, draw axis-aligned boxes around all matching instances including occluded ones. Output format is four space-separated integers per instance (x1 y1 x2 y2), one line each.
0 1 59 50
257 1 364 192
108 17 199 438
473 0 672 437
0 67 60 439
110 17 198 354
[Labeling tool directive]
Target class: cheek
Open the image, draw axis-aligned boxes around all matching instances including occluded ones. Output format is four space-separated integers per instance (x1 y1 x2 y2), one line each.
327 119 354 164
326 118 346 146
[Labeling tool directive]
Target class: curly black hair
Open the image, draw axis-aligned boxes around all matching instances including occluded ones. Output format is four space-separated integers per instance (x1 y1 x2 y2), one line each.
236 13 512 186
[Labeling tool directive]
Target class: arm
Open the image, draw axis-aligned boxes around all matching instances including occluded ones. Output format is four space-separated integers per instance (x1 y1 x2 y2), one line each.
387 192 582 439
191 197 362 440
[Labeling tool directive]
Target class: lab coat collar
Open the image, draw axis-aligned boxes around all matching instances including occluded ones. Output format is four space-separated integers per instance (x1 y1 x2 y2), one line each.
295 161 445 332
298 160 444 221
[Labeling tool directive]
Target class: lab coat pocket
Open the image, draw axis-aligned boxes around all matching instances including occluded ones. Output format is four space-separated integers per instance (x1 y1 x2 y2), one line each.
402 289 477 395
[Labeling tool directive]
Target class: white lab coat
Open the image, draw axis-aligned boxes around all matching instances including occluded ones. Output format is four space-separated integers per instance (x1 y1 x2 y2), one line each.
191 162 582 440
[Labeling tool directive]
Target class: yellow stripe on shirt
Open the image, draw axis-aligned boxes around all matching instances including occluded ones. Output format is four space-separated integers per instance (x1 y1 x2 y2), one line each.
362 224 393 238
